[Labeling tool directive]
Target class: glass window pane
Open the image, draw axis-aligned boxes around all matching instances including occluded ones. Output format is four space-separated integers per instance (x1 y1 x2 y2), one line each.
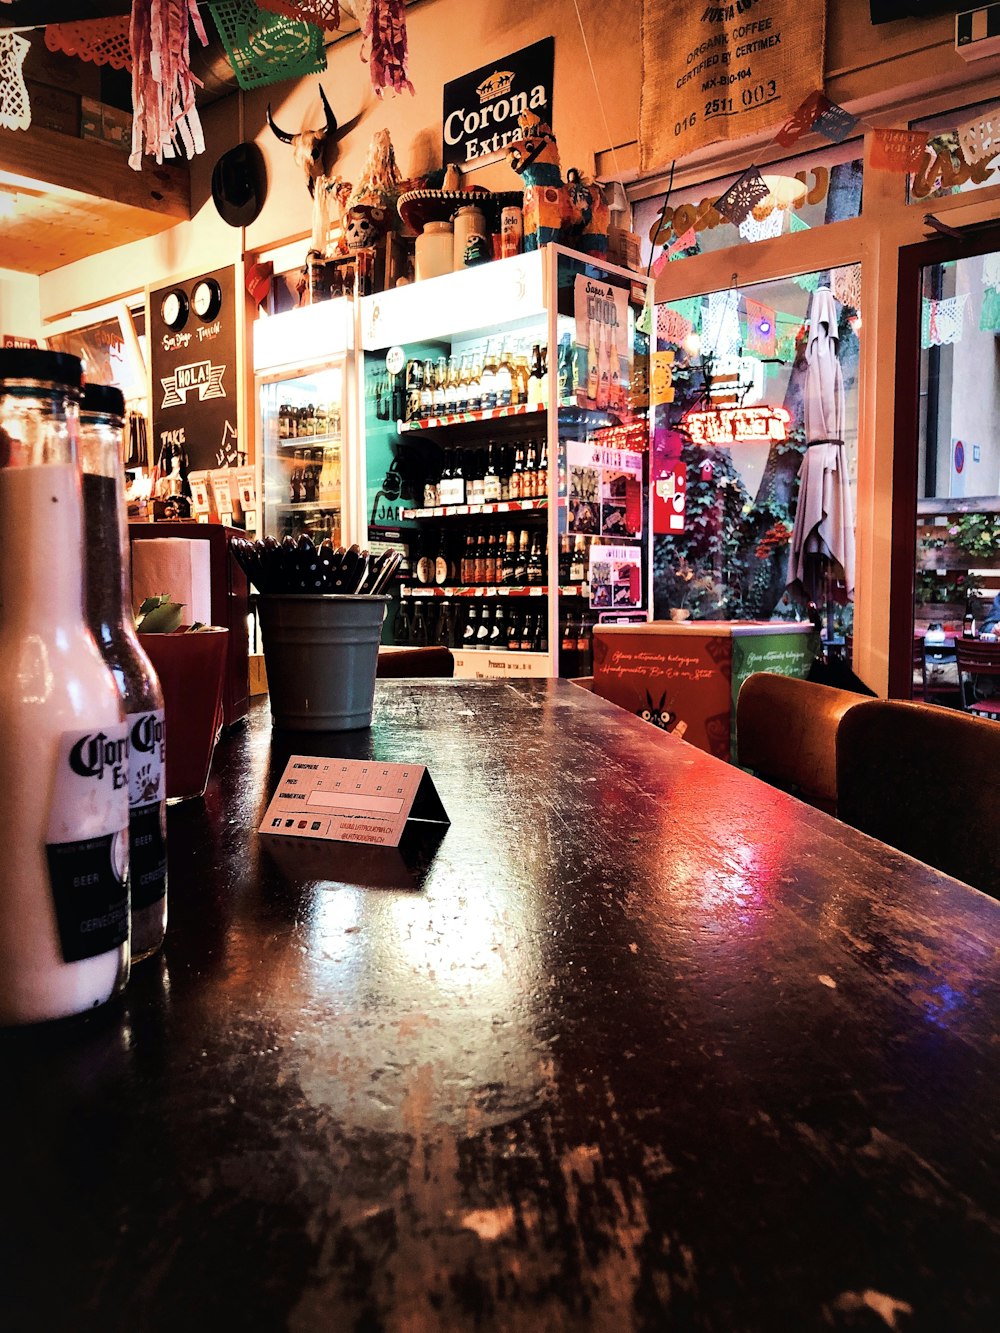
634 140 863 271
914 250 1000 703
652 267 860 646
908 99 1000 204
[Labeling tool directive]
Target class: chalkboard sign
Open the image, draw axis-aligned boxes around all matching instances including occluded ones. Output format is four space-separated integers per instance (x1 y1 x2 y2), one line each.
149 265 242 473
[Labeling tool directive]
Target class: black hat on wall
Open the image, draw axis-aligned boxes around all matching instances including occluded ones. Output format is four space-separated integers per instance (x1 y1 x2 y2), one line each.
211 142 267 228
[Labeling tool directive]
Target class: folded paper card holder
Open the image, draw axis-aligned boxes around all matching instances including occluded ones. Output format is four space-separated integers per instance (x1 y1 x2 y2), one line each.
259 755 449 848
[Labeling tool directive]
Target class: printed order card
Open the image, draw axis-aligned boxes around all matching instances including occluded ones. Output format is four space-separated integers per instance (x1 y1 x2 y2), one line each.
260 756 449 848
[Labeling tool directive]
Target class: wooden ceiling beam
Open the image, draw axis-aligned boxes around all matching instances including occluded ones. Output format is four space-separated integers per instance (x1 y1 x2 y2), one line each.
0 123 189 220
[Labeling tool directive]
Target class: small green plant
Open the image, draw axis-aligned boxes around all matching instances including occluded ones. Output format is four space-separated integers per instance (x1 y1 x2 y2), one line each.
135 594 207 634
948 513 1000 561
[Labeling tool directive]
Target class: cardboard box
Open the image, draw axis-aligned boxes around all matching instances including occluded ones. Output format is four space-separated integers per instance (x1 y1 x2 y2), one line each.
26 81 81 137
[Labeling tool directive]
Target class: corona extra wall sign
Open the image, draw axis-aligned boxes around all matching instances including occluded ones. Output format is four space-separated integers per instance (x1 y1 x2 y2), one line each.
684 405 790 446
442 37 554 169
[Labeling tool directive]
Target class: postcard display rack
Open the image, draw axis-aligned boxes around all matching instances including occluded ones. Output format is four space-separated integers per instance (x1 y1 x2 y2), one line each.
359 248 653 679
253 299 364 549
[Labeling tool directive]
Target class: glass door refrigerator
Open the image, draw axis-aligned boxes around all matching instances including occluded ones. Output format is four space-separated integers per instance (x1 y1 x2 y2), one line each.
358 246 652 678
252 298 363 548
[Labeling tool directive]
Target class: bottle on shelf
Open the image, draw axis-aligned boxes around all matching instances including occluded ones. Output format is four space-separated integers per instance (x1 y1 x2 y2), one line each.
423 454 440 509
420 359 435 419
561 610 577 674
406 359 423 422
474 529 489 586
483 441 502 504
536 435 548 499
515 529 530 585
452 447 466 505
514 355 531 407
434 532 450 587
495 347 514 409
434 356 448 416
499 442 513 501
510 441 525 500
559 535 572 585
446 356 460 412
523 439 538 499
469 353 484 412
528 344 544 408
396 597 411 645
415 534 435 587
437 600 454 647
502 529 517 585
577 615 593 674
480 347 498 411
410 600 429 647
488 602 505 650
527 531 545 585
290 449 303 503
0 349 130 1024
461 532 475 584
469 446 486 505
570 535 587 584
462 605 479 650
457 355 473 414
475 603 491 649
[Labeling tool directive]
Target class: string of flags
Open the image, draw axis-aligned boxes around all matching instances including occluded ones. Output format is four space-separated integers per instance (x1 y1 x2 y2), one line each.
0 0 414 163
651 91 999 273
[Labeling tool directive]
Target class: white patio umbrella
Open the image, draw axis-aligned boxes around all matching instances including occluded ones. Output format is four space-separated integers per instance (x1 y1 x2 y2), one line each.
788 285 855 600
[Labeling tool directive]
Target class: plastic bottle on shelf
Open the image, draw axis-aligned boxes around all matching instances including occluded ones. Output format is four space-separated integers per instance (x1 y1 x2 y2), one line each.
80 384 167 963
0 349 130 1025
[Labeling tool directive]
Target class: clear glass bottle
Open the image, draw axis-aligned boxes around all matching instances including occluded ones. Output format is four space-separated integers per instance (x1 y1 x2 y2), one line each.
80 384 168 963
0 349 130 1024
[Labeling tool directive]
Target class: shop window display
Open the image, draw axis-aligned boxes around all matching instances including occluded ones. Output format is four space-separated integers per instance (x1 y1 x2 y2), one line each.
912 249 1000 704
652 267 861 640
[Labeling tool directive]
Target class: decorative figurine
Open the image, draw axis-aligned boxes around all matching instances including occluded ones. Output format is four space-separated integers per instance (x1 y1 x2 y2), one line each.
346 127 403 249
505 111 609 256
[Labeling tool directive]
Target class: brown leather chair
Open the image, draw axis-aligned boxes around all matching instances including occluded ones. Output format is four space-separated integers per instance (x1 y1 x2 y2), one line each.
736 672 868 814
376 645 455 678
837 699 1000 900
955 637 1000 721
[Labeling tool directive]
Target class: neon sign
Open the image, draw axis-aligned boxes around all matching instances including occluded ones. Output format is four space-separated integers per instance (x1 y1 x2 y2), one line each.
684 405 790 446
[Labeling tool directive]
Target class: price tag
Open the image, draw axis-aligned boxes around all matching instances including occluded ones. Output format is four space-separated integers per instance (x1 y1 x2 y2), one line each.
259 756 449 848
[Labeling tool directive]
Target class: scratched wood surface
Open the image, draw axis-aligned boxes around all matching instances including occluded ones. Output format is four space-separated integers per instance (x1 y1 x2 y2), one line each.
2 680 998 1333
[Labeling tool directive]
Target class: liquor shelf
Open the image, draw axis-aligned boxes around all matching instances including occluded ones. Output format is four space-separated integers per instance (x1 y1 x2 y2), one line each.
398 403 546 432
401 498 548 520
401 584 588 599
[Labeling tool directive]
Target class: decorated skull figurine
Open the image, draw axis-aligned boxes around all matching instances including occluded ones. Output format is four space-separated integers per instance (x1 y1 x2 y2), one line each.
344 204 386 252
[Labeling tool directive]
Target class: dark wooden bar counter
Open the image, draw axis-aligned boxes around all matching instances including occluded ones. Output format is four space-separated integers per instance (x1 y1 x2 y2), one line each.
3 681 998 1332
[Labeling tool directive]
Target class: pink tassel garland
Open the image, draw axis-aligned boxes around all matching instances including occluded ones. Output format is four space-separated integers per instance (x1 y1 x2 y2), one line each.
129 0 208 171
363 0 414 98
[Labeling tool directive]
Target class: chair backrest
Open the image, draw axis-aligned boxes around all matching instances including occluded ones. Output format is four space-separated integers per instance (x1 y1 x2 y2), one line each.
955 637 1000 678
376 646 455 678
837 699 1000 900
736 672 868 814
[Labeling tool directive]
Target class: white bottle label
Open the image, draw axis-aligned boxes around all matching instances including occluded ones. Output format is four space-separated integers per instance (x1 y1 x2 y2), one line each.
46 723 130 963
129 709 168 911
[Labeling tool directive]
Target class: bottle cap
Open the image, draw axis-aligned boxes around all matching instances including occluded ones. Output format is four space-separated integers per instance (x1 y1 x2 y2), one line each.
82 383 126 418
0 348 82 391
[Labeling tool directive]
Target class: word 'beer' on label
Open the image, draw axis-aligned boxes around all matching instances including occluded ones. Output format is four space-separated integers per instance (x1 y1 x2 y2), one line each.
47 724 130 963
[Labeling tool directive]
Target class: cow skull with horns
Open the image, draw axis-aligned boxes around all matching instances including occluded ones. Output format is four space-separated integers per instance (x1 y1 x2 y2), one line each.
267 88 354 256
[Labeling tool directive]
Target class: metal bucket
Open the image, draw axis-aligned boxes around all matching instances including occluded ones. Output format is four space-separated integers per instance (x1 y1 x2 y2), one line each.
257 594 389 731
